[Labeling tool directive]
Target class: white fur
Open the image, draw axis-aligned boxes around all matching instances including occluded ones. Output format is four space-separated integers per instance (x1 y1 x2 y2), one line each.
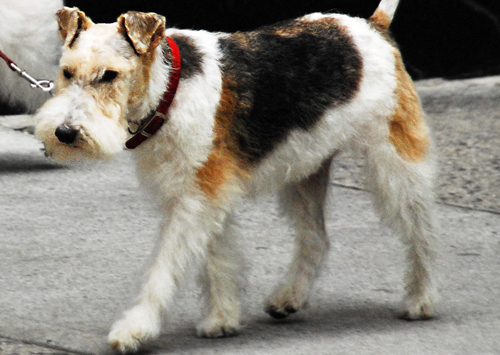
196 215 243 337
376 0 401 20
35 85 128 161
0 0 61 112
108 30 228 353
264 156 333 318
133 29 223 201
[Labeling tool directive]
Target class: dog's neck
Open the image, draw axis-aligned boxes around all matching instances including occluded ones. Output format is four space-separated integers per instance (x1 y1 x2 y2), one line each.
125 36 181 149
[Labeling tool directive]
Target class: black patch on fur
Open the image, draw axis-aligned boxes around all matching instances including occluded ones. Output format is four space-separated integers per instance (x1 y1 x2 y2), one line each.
169 34 204 79
218 18 363 163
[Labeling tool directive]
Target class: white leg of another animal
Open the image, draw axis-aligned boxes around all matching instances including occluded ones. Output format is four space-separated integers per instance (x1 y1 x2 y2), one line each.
265 156 333 319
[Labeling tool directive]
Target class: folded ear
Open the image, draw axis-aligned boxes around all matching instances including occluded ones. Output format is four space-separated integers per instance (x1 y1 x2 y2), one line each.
117 12 166 55
56 7 93 47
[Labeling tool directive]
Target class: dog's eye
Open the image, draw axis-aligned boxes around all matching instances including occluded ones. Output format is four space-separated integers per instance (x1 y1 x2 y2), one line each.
63 69 73 80
100 70 118 83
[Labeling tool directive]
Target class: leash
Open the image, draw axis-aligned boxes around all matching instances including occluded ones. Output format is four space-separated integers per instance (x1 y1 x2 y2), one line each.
125 36 181 150
0 48 54 95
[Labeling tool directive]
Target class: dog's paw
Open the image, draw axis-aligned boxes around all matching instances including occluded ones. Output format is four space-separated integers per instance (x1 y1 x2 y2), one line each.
264 284 308 319
108 305 161 354
196 315 240 338
265 303 300 319
400 294 437 320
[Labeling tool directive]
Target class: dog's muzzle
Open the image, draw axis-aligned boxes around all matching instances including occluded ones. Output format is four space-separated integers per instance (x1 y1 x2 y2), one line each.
55 124 79 145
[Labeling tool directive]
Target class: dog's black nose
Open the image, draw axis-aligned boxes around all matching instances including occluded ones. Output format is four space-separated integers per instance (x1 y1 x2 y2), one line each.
55 124 79 144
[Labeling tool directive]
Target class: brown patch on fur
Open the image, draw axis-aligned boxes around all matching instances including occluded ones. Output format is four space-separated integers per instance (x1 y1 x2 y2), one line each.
369 9 391 32
369 5 425 163
117 12 166 55
273 17 343 37
196 76 250 199
231 33 254 49
127 53 155 107
388 51 429 162
116 11 167 108
124 37 169 109
57 7 93 48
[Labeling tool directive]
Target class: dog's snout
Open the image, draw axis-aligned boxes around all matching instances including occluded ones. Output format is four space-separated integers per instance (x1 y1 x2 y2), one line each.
55 124 79 144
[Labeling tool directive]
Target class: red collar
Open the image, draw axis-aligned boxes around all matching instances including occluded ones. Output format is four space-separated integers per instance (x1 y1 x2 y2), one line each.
125 36 181 150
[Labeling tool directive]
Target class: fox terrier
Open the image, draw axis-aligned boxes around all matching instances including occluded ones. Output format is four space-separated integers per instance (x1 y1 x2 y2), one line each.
35 0 438 352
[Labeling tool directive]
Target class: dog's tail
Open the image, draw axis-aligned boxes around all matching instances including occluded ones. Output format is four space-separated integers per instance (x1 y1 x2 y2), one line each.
369 0 400 30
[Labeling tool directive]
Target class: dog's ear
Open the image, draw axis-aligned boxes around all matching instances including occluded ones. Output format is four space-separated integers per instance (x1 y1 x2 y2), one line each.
117 12 166 55
56 7 93 47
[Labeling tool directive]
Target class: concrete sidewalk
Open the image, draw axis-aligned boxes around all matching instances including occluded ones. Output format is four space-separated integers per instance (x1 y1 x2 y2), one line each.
1 77 499 355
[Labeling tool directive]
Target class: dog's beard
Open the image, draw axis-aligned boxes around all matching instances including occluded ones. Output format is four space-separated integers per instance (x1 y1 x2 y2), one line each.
36 122 127 162
35 94 128 162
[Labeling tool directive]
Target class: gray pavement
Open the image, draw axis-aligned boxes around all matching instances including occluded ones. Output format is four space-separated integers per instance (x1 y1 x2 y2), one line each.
1 77 499 355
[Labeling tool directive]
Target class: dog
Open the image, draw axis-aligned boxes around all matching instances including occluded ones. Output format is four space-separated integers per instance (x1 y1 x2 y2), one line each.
35 0 438 352
0 0 62 113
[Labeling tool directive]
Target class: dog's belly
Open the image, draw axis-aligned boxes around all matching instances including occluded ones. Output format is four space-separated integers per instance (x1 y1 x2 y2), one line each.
247 102 378 195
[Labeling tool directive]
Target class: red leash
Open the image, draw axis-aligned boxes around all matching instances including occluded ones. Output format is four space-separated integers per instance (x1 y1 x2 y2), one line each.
0 49 15 69
0 48 54 94
125 36 181 149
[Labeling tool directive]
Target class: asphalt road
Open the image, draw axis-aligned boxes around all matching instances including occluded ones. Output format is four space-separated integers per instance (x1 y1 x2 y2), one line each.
0 77 499 355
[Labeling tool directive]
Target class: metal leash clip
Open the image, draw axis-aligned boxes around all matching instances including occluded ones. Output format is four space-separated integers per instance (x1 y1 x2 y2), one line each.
9 62 55 96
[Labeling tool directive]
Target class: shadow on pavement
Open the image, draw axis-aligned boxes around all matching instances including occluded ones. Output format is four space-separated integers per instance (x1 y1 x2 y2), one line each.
0 154 64 174
148 300 426 354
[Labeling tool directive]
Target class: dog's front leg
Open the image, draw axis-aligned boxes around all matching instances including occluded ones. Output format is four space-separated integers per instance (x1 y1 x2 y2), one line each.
108 197 211 354
196 215 242 338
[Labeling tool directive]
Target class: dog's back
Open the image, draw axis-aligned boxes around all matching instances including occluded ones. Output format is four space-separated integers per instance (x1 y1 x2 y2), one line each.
216 18 363 165
194 0 424 195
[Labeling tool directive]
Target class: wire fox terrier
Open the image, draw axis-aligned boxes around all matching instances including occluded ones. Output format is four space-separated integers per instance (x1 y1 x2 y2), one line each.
35 0 438 352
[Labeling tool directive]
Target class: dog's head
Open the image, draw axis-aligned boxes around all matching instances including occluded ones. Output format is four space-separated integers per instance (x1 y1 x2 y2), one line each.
35 7 167 161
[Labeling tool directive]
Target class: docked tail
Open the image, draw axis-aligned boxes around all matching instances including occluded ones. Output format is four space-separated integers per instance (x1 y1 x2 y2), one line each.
369 0 401 30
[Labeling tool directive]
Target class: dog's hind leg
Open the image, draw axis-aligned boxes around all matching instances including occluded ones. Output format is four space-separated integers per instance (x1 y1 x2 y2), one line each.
265 155 334 319
196 215 242 338
365 142 438 320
